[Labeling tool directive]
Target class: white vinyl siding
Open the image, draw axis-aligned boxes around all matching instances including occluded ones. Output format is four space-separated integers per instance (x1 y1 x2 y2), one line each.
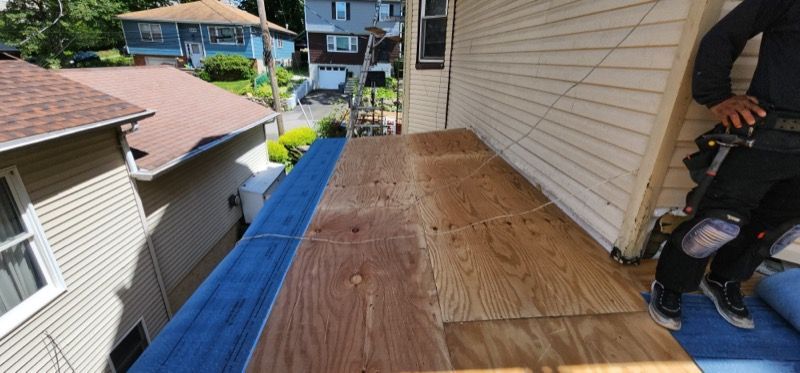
656 0 800 264
136 127 267 292
138 23 163 42
380 4 391 21
327 35 358 53
0 128 169 372
419 0 694 247
403 0 455 132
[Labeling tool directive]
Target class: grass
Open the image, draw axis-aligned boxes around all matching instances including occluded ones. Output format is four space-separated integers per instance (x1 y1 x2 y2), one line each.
212 80 252 94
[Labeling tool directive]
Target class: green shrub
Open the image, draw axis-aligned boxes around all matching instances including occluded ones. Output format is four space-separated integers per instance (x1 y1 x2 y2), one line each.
267 140 289 163
315 107 346 138
202 54 255 81
198 69 211 81
279 127 317 148
253 67 294 88
242 84 293 109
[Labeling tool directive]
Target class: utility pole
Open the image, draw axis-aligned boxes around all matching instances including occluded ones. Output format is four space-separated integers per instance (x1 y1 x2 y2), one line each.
256 0 285 135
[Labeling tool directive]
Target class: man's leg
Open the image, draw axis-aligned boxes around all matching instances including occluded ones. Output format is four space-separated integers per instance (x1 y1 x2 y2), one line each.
712 177 800 281
650 147 783 330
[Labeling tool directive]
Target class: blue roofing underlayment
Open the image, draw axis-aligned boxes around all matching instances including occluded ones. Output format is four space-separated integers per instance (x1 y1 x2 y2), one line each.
131 138 346 372
643 293 800 373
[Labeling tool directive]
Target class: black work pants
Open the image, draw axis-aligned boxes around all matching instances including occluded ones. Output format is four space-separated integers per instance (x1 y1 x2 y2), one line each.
656 146 800 293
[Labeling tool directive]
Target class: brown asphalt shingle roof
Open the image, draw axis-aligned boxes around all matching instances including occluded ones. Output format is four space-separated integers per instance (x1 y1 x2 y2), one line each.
0 60 147 147
117 0 297 35
59 66 275 172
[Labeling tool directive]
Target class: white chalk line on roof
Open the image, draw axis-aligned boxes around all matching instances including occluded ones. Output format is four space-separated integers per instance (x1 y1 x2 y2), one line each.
238 0 661 246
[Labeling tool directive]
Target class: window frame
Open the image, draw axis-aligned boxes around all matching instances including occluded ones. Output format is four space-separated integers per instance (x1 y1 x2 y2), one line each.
207 26 245 45
326 35 359 53
417 0 448 68
138 23 163 43
107 318 151 373
275 36 283 49
0 166 65 339
379 4 391 21
335 2 348 21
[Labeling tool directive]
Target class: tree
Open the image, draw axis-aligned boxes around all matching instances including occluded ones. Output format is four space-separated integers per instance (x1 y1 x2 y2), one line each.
0 0 171 67
238 0 304 35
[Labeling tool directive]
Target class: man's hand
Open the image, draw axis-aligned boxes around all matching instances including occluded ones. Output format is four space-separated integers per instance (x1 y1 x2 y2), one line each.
710 95 767 128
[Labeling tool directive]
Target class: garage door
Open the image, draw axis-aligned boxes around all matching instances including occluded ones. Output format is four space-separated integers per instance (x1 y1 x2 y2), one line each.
318 66 347 90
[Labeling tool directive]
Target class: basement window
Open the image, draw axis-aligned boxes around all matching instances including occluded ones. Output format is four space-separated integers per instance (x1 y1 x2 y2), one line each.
138 23 163 43
418 0 447 68
0 167 65 339
109 320 150 373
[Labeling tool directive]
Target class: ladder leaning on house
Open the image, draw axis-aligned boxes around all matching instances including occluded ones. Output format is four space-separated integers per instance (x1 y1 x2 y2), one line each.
346 0 383 138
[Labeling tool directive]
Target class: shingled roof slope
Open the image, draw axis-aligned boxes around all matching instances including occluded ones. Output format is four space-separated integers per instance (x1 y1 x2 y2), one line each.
59 66 276 174
117 0 296 35
0 60 148 149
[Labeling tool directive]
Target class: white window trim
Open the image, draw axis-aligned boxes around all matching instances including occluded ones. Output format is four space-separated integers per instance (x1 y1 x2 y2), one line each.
379 4 391 21
335 2 347 21
138 23 163 43
326 35 358 53
107 318 150 373
207 26 244 45
418 0 448 63
0 166 65 340
275 36 283 49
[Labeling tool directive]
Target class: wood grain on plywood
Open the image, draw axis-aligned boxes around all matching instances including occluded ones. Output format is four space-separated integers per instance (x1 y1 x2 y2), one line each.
445 313 700 373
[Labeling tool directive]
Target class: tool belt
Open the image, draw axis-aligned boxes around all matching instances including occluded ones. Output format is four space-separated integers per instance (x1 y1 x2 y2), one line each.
683 109 800 183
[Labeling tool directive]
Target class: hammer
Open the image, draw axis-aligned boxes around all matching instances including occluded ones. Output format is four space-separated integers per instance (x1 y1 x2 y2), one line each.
684 133 755 216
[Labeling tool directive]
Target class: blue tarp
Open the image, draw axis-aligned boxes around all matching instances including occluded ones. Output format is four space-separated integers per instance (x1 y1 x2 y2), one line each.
131 138 346 373
644 293 800 373
758 269 800 332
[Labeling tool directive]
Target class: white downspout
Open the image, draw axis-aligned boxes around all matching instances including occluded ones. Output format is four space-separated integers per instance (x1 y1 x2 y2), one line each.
118 126 174 318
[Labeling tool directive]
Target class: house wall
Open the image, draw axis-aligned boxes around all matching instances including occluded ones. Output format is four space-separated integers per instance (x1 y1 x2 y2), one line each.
135 126 268 294
0 128 169 372
250 29 296 64
309 33 369 64
402 0 456 132
305 0 403 35
123 20 182 56
655 0 800 264
407 0 695 248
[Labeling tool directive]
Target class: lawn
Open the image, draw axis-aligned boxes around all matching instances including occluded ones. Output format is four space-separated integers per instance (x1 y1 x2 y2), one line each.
212 80 251 94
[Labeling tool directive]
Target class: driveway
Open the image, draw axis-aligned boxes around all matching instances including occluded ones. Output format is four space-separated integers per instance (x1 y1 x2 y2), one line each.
264 90 346 140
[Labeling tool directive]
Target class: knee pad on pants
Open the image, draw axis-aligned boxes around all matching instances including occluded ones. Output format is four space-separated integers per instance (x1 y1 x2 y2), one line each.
767 224 800 256
682 218 741 259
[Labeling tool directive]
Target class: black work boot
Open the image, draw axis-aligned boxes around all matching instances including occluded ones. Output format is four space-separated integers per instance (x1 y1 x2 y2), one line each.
700 273 755 329
649 280 682 331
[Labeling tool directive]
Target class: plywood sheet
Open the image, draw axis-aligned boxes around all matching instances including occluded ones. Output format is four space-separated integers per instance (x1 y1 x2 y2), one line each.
247 208 452 372
445 313 700 373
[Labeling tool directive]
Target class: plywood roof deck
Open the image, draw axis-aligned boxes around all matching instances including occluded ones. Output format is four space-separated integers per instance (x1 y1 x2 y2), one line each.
248 129 699 372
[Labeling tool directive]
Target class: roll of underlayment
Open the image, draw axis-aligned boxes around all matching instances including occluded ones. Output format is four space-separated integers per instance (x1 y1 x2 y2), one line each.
758 269 800 332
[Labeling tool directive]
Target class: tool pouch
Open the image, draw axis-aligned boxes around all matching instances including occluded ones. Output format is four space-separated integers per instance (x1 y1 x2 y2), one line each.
683 126 724 184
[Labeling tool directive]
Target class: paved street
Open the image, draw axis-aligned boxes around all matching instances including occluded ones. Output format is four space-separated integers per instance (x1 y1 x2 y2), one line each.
264 90 346 140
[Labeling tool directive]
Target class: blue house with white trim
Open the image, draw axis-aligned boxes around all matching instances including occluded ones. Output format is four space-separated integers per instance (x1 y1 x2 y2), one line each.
117 0 296 72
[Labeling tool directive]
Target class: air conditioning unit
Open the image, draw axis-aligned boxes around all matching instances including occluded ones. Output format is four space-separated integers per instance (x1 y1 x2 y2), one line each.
239 162 286 224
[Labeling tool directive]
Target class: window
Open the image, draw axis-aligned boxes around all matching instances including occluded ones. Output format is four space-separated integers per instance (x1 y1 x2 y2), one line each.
334 2 348 20
109 320 150 373
0 167 64 338
326 35 358 53
418 0 447 66
208 26 244 45
380 4 391 21
138 23 163 43
274 37 283 49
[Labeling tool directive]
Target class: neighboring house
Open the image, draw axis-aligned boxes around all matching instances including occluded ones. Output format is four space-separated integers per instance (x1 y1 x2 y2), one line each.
0 59 168 372
305 0 404 90
60 66 279 310
117 0 297 72
402 0 800 264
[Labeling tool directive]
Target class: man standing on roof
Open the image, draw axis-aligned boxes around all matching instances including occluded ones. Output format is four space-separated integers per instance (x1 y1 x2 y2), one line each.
649 0 800 331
